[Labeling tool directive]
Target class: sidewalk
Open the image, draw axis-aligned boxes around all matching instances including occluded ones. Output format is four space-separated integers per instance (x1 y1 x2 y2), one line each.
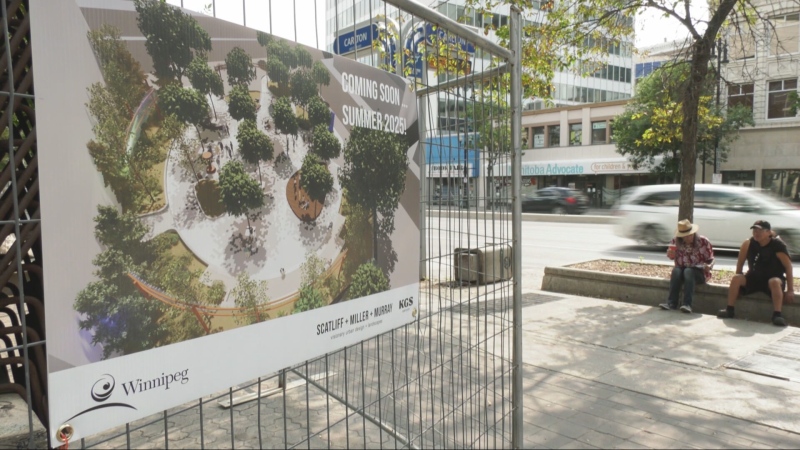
519 290 800 448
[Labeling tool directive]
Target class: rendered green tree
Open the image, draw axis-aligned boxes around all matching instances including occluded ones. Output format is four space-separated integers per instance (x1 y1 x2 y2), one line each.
134 0 211 81
187 54 224 118
237 119 274 183
349 261 389 300
307 96 330 128
268 39 297 70
267 58 289 91
614 64 753 183
230 272 270 325
87 25 149 116
295 47 313 68
300 153 334 216
290 69 318 119
219 160 264 232
273 97 298 150
311 61 330 94
293 285 326 313
93 205 154 264
228 84 257 122
256 30 273 48
340 127 408 262
157 83 209 137
311 124 341 161
225 47 256 87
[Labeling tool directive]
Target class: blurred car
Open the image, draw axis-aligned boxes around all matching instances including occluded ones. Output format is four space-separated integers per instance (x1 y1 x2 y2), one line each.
612 184 800 254
521 187 589 214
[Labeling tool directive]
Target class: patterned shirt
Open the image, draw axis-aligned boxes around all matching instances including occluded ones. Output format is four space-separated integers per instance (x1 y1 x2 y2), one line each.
669 235 714 282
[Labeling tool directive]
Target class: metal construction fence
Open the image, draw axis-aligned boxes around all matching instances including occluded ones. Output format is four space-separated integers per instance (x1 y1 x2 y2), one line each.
0 0 523 447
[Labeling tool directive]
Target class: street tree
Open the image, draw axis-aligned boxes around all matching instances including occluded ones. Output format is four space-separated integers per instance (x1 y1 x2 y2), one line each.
134 0 211 82
290 69 318 118
266 58 290 91
300 153 334 215
230 272 270 325
237 118 274 183
187 54 224 118
340 127 408 262
311 61 330 94
225 46 256 87
228 84 257 122
614 64 753 183
311 124 341 161
349 261 389 299
273 96 298 150
219 160 264 232
307 95 330 128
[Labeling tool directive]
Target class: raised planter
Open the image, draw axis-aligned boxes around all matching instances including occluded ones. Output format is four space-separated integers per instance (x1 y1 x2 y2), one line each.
541 265 800 325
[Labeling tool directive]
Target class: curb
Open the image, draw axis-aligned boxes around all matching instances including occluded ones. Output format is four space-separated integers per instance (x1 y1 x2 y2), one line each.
427 209 618 224
541 265 799 324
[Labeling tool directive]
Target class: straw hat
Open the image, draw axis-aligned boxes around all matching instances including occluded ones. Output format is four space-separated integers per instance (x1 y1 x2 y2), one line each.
675 219 699 237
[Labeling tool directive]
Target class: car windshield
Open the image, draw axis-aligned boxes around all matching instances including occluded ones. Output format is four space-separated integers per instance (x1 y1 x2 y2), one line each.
747 189 798 210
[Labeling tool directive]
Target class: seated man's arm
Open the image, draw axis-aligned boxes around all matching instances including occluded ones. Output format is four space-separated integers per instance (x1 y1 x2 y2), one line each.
735 240 749 275
777 252 794 304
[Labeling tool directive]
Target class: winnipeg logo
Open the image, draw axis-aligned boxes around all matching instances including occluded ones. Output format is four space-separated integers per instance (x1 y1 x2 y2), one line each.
67 374 137 421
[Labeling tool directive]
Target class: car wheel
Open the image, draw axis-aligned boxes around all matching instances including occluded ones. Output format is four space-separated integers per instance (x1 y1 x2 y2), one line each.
639 224 666 246
552 206 566 215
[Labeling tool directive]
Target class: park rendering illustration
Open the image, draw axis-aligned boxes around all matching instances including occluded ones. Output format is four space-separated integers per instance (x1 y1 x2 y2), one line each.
71 0 419 360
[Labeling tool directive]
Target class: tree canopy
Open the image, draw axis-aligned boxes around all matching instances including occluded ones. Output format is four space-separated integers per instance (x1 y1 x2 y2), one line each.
156 83 209 130
266 58 290 90
312 61 331 94
295 46 313 68
219 160 264 231
614 64 753 182
230 272 270 325
228 84 257 122
307 96 330 129
311 124 341 161
349 261 389 300
237 119 274 182
290 69 318 115
273 97 298 137
340 127 408 261
134 0 211 81
225 46 256 87
300 153 334 209
187 54 224 98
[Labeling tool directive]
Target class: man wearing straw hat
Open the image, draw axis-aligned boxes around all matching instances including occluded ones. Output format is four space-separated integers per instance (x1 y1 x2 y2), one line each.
660 219 715 313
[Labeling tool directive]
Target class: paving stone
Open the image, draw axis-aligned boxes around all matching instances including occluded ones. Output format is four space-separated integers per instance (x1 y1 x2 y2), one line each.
577 430 629 448
543 418 592 439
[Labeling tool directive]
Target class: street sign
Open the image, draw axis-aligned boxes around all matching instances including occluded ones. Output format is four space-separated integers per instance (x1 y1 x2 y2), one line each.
712 173 722 184
333 24 378 54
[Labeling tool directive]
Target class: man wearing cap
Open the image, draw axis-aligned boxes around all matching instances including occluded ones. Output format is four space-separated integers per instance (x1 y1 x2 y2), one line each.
718 220 794 326
660 219 714 313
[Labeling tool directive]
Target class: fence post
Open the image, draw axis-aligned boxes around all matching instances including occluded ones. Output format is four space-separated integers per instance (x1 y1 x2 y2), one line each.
510 5 524 449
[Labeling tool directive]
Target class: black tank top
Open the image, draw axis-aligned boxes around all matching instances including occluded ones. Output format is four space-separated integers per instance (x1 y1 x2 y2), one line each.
746 237 789 280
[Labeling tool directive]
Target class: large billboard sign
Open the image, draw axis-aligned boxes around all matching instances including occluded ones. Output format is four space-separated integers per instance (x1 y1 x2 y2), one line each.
30 0 419 443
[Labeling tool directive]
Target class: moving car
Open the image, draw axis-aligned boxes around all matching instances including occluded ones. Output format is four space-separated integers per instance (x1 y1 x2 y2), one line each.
613 184 800 254
521 187 589 214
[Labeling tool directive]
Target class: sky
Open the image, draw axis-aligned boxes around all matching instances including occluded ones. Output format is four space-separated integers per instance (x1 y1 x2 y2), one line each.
167 0 709 51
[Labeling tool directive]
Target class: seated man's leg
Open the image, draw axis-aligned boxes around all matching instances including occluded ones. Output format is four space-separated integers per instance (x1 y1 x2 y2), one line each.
681 267 703 312
719 274 746 318
768 278 788 326
661 266 683 310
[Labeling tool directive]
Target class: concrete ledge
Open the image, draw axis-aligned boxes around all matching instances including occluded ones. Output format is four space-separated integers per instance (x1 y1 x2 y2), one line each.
0 393 47 449
541 265 800 324
428 209 618 224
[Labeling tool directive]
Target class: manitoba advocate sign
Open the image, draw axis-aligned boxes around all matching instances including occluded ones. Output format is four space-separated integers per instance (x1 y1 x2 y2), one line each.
31 0 419 442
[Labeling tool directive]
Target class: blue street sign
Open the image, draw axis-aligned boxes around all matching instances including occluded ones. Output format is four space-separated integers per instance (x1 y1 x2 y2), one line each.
423 23 476 54
333 24 379 54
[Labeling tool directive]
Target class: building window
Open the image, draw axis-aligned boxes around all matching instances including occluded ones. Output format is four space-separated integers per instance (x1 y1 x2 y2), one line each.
727 83 754 112
532 126 545 148
762 169 800 202
569 123 582 146
548 125 560 147
591 121 607 144
767 79 798 119
770 13 800 56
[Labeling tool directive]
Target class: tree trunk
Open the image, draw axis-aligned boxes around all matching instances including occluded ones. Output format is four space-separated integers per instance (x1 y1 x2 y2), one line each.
372 205 379 263
246 214 252 233
208 93 217 119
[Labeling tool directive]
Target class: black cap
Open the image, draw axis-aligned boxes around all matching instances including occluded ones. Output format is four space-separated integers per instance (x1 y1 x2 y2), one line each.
750 220 771 230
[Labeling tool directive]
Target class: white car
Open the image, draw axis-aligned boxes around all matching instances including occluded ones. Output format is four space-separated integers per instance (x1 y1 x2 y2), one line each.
613 184 800 254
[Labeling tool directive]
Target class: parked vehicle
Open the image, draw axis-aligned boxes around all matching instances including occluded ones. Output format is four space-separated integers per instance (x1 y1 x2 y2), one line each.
612 184 800 254
521 187 589 214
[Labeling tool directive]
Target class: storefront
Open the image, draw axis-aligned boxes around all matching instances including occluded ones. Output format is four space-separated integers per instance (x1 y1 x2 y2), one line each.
491 157 663 207
426 135 480 205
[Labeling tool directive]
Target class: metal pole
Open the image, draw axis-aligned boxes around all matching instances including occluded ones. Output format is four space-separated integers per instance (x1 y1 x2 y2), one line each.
509 6 523 449
418 65 429 280
713 39 722 177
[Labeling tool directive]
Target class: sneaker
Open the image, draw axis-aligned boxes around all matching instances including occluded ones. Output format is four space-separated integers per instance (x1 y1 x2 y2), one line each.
659 303 676 310
773 315 787 327
717 309 735 319
680 305 692 314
